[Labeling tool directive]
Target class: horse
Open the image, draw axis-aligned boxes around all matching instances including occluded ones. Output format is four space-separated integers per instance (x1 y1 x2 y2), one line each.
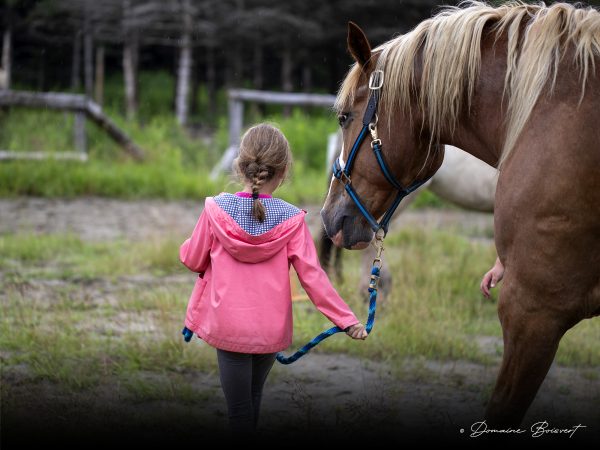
319 143 497 288
321 2 600 426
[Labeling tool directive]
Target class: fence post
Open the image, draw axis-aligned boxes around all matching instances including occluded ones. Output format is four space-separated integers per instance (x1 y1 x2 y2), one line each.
211 89 336 179
210 96 244 179
228 97 244 151
74 112 87 155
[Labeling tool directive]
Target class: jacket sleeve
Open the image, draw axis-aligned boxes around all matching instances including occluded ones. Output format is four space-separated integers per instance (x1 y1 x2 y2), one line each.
179 208 213 274
288 220 359 330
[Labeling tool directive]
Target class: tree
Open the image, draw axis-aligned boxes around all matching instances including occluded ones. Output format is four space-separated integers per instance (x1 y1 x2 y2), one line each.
122 0 139 120
175 0 193 125
1 0 32 90
1 26 10 89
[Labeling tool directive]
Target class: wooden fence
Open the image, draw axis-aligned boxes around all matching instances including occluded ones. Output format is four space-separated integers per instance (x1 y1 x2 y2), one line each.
210 89 336 179
0 90 144 161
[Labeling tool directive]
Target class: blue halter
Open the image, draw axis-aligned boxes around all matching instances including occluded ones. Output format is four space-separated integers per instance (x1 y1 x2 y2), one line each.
332 70 429 236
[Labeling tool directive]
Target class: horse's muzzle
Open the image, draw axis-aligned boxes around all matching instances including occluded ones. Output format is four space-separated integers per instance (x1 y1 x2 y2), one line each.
321 208 373 250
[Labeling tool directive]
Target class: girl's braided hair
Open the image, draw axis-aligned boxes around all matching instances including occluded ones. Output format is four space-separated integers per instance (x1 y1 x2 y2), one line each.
233 124 292 222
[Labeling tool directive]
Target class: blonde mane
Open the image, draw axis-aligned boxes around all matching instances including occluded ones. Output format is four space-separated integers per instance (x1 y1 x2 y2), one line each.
335 1 600 167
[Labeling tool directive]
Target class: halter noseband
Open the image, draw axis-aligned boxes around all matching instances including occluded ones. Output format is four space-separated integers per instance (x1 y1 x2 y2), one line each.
332 69 429 236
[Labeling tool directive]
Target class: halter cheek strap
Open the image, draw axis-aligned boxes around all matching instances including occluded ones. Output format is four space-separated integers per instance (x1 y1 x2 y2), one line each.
332 70 430 235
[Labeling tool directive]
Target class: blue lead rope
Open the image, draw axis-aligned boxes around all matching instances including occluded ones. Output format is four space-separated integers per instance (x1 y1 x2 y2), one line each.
181 256 382 365
275 265 380 364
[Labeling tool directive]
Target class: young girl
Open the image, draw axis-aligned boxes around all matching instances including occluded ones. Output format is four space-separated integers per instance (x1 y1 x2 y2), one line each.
179 123 367 435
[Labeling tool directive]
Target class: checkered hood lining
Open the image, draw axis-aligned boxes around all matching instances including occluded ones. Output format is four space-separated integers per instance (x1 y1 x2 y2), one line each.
213 193 302 236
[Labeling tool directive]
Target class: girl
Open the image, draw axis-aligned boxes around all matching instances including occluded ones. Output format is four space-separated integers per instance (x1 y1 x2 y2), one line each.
179 123 367 435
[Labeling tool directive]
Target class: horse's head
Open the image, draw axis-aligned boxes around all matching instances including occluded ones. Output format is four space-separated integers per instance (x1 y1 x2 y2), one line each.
321 22 444 249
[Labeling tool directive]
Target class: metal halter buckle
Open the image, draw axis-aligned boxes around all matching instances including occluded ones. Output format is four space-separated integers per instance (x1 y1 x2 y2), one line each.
339 171 351 186
368 70 384 90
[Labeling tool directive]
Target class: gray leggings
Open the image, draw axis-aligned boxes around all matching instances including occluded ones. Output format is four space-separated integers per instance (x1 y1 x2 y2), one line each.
216 349 277 434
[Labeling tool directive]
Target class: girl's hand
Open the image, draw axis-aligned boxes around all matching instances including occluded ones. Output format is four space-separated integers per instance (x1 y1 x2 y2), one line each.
346 323 368 340
480 257 505 298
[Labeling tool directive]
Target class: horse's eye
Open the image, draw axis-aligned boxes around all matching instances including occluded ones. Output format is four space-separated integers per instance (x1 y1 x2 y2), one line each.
338 114 348 126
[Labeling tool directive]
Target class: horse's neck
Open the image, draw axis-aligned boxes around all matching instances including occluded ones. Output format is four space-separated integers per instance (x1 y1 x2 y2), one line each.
439 33 509 169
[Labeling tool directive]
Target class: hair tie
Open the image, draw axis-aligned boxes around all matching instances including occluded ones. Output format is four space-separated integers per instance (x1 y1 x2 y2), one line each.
252 192 259 200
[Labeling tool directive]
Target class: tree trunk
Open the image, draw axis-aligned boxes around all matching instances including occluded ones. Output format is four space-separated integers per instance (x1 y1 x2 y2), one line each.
301 65 312 92
37 48 45 91
94 46 104 106
1 27 12 90
251 43 264 117
83 10 94 98
225 0 244 88
190 47 200 118
281 40 293 117
205 44 216 119
253 43 263 90
301 61 312 114
71 31 81 90
175 0 193 126
226 44 242 87
328 47 339 94
122 0 138 120
123 37 138 120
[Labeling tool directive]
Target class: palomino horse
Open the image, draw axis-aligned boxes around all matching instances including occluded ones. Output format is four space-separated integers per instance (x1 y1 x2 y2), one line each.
321 2 599 426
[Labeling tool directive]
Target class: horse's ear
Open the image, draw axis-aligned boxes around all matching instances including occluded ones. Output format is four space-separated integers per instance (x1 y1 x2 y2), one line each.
347 22 372 68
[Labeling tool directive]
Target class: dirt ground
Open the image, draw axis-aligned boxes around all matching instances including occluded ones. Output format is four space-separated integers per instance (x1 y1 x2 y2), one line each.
0 196 495 242
1 197 598 445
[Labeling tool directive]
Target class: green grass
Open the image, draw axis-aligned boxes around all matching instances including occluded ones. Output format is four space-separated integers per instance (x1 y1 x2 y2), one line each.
0 107 332 203
0 159 220 199
0 281 216 391
410 189 452 209
0 158 328 204
0 233 183 280
1 226 597 392
290 228 599 368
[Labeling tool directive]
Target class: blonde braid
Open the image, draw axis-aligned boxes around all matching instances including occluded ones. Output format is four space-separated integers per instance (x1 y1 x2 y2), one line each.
250 164 271 222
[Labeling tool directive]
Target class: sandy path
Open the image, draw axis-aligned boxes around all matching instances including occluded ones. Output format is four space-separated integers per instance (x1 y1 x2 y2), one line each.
0 197 494 242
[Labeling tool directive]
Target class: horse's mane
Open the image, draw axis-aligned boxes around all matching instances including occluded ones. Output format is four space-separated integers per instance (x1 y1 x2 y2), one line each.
335 1 600 168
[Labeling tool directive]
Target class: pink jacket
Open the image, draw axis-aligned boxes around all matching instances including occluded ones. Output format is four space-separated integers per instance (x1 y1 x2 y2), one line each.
180 194 359 353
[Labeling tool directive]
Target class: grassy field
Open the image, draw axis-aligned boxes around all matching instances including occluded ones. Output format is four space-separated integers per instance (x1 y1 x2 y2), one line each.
0 109 330 203
1 227 598 397
0 72 331 202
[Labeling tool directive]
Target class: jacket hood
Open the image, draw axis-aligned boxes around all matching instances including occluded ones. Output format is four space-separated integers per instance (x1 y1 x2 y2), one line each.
204 197 306 263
